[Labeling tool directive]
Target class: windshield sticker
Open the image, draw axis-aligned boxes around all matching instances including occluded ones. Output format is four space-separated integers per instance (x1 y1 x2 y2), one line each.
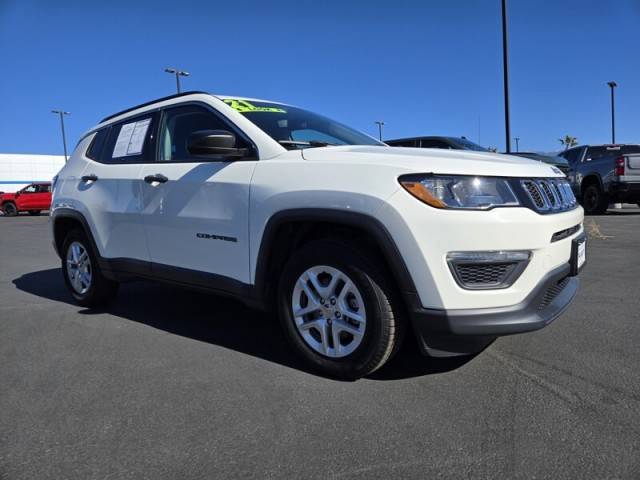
223 99 286 114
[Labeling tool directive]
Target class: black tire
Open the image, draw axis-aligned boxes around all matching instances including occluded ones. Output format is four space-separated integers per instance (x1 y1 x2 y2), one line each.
61 228 119 307
278 239 404 380
28 210 40 216
3 202 17 216
582 184 608 215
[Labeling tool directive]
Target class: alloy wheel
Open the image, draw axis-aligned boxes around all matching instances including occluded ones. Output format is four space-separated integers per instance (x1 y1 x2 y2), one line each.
291 265 366 358
66 241 92 294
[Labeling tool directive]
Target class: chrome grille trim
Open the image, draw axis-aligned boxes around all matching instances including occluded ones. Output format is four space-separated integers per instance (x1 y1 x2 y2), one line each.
520 178 576 213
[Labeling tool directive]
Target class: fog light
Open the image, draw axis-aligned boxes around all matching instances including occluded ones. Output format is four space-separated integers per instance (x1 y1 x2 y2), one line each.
447 251 531 290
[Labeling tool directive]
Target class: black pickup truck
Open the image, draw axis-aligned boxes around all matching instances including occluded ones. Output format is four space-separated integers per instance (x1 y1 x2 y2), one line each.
558 144 640 214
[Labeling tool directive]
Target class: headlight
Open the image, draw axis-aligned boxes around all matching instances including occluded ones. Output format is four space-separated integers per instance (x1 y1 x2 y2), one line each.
399 174 520 210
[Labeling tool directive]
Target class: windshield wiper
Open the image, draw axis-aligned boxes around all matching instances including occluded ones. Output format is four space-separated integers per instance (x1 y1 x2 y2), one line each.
278 140 336 148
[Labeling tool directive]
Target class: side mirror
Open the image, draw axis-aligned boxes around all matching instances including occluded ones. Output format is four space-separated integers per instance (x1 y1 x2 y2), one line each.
187 130 248 158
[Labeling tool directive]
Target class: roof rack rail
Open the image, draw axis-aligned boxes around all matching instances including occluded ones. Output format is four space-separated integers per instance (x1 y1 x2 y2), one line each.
99 91 209 123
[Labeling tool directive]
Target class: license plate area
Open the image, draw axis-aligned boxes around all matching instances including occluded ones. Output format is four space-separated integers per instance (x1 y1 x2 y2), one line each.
570 234 586 276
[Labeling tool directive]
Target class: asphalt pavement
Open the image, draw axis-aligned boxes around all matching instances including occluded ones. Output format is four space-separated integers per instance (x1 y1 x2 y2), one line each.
1 209 639 479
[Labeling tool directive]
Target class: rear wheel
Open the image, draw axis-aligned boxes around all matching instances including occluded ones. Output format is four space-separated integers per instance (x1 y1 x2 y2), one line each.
28 210 40 216
278 239 404 379
61 229 119 307
582 184 608 215
3 202 17 216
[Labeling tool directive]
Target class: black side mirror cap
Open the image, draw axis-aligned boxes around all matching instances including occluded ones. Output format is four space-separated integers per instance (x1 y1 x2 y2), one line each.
187 130 248 158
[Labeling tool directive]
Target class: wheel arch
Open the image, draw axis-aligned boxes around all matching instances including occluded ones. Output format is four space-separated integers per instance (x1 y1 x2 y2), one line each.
51 208 101 261
580 173 603 192
252 208 419 309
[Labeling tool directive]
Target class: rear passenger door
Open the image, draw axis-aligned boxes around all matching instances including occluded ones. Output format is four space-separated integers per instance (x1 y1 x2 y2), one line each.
79 113 159 265
139 103 257 288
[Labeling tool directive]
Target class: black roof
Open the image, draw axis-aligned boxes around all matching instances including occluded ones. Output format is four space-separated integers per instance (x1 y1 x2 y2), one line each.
99 91 209 123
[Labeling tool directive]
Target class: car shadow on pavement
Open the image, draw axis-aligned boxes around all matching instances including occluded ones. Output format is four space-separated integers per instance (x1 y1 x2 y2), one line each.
13 268 475 381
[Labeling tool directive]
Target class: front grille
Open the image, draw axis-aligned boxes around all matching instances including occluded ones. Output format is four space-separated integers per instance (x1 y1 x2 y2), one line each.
537 276 571 311
520 178 577 213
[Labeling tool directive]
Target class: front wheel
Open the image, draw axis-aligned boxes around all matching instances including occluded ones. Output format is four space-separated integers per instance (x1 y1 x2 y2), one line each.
61 229 119 307
3 202 17 216
278 239 404 379
582 184 608 215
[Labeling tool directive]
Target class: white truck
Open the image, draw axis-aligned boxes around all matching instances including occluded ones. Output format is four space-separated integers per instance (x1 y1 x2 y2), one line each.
50 92 585 379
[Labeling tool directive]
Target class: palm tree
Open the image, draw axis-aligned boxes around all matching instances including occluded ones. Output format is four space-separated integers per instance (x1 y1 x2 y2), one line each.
558 135 578 150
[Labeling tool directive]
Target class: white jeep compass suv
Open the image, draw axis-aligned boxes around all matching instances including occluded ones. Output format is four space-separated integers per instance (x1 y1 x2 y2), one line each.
51 92 586 379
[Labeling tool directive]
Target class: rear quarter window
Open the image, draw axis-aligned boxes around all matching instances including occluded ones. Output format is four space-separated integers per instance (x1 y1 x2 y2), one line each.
86 128 109 161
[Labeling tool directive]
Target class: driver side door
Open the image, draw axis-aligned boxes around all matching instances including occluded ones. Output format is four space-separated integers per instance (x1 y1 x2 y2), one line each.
140 103 258 291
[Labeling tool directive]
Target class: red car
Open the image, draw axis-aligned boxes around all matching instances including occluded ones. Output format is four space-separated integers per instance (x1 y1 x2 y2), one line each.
1 182 52 216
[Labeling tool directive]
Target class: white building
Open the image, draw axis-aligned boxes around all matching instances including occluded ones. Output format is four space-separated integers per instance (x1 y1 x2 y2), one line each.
0 154 66 193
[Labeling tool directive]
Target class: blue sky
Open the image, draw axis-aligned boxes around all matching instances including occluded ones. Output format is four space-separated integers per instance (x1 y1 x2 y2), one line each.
1 0 639 155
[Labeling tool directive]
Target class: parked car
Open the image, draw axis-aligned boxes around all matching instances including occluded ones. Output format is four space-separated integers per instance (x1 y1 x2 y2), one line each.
51 92 584 379
558 144 640 214
386 136 488 151
0 182 52 216
508 152 569 175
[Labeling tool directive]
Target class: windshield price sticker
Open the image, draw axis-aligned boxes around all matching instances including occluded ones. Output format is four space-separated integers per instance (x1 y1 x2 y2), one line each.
112 118 151 158
224 99 286 114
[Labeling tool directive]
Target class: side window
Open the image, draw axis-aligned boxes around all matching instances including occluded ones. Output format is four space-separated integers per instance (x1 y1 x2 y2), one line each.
387 139 416 147
158 104 249 162
421 139 449 149
22 185 37 193
101 113 158 164
86 128 109 161
586 146 615 161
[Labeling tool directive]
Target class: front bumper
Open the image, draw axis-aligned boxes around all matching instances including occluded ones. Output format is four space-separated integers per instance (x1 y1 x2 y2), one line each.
409 262 579 357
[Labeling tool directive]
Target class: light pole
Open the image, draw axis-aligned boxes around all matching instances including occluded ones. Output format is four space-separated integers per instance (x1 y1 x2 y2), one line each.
501 0 512 153
375 121 385 141
164 67 190 93
51 110 70 162
514 137 520 152
607 81 617 144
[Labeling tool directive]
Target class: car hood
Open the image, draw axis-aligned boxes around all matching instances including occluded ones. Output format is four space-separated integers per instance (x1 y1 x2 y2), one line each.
300 146 565 178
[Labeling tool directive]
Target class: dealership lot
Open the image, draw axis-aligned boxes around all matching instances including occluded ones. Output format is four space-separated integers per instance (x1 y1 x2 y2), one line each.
1 212 639 479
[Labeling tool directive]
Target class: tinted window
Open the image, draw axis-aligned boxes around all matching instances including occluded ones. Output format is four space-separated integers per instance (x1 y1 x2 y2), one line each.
450 137 488 152
36 184 51 193
587 146 618 160
158 104 249 162
86 128 109 161
421 139 451 149
101 113 158 164
387 139 417 147
622 145 640 155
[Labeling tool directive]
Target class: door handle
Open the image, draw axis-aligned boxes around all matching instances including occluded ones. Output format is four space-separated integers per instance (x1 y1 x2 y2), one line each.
144 174 168 184
81 174 98 183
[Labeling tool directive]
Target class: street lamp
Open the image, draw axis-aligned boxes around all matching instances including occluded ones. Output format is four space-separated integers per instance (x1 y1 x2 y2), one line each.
501 0 512 153
514 137 520 152
164 67 190 93
374 121 385 141
51 110 70 162
607 81 617 144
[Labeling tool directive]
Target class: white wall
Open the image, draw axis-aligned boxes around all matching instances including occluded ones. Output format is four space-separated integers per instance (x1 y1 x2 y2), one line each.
0 154 66 192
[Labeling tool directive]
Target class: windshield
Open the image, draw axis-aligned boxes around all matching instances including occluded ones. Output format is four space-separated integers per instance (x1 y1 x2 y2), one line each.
223 99 383 149
450 137 488 152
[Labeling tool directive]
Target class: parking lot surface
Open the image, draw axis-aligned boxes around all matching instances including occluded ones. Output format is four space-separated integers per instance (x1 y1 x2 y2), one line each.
1 211 639 479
